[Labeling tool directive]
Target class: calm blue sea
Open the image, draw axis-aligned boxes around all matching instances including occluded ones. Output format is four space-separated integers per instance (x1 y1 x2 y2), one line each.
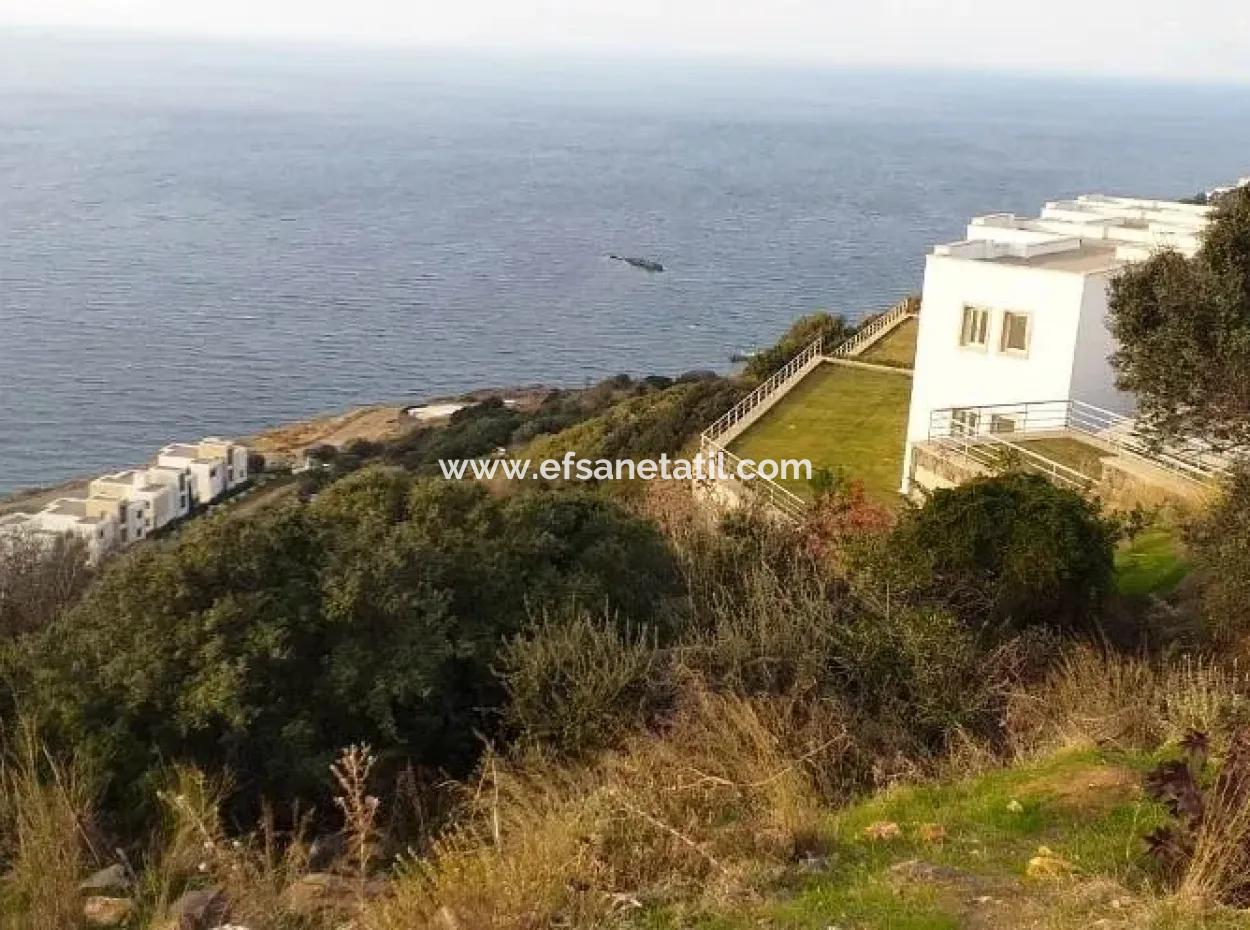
3 33 1250 492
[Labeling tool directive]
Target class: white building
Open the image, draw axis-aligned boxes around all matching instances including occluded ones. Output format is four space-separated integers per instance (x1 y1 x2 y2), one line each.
0 436 252 563
89 467 191 537
155 438 249 507
901 189 1237 495
0 498 122 562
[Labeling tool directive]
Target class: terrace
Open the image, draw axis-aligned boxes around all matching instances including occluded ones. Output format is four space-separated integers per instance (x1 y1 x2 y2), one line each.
915 399 1229 506
697 297 919 516
728 362 911 505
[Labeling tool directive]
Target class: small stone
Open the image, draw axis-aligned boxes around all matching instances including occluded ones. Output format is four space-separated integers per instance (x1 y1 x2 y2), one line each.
1025 846 1074 880
282 872 353 915
83 896 133 926
79 864 132 893
170 886 228 930
862 820 902 841
888 859 965 882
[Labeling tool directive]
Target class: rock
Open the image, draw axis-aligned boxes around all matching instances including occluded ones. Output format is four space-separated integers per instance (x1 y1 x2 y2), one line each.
283 872 354 915
169 886 228 929
83 896 134 927
1025 846 1074 880
888 859 966 883
862 820 901 841
79 864 132 893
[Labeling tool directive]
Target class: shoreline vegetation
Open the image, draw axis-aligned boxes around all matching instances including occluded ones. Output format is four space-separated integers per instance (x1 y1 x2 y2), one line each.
0 386 555 511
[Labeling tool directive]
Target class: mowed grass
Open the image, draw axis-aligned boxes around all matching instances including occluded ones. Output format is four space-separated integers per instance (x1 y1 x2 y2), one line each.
858 316 919 369
1015 436 1113 480
729 362 911 505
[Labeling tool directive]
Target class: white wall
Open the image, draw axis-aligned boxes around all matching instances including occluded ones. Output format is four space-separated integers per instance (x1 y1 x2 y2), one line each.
901 254 1089 490
1068 273 1136 414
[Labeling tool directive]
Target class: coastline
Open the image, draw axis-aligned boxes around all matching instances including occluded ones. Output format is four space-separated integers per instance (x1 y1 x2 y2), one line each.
0 384 557 512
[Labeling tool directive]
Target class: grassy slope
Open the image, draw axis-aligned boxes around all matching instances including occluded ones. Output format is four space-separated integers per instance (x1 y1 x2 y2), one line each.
1115 525 1191 598
636 748 1245 930
728 362 912 506
858 316 919 369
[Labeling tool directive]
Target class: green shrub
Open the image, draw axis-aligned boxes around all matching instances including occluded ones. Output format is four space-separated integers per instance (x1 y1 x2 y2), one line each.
20 469 681 821
864 473 1116 635
1186 468 1250 648
745 312 850 381
499 609 674 757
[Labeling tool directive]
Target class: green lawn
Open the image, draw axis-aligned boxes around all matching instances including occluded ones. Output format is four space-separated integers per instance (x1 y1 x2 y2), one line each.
1014 437 1112 480
1115 524 1190 598
858 316 919 369
728 362 911 506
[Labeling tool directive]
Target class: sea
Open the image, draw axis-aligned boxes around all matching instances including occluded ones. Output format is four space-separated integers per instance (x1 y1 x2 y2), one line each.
3 32 1250 493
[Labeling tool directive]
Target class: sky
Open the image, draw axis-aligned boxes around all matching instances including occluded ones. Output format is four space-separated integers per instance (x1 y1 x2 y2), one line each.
2 0 1249 84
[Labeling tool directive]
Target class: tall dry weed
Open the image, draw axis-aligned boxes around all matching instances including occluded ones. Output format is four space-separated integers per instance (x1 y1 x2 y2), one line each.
0 720 98 930
365 688 843 930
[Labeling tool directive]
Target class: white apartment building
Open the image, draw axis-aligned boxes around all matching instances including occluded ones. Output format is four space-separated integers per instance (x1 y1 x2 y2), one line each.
0 498 122 562
156 437 249 507
89 467 191 537
901 185 1246 495
0 436 251 563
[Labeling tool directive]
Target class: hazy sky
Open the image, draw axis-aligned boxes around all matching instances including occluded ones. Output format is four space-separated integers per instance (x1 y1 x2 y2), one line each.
3 0 1249 84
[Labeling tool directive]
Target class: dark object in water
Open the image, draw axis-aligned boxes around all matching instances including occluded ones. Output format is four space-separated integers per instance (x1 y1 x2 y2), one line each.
609 254 664 273
729 350 759 363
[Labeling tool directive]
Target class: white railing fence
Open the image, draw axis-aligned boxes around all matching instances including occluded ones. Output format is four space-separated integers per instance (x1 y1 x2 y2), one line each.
695 296 920 521
702 334 824 446
828 295 918 359
926 416 1095 493
697 440 809 522
927 399 1234 487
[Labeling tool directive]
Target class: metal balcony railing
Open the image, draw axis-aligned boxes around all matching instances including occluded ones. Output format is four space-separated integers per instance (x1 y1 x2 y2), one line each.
927 399 1235 487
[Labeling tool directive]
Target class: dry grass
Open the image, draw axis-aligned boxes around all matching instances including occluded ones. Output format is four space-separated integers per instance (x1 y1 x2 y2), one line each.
0 721 99 930
1007 645 1250 756
364 688 845 930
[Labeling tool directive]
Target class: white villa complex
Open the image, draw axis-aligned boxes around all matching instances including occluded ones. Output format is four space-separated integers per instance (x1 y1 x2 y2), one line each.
0 436 250 561
901 184 1248 500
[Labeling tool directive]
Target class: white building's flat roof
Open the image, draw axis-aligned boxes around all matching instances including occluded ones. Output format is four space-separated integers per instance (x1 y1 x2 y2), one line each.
931 187 1234 274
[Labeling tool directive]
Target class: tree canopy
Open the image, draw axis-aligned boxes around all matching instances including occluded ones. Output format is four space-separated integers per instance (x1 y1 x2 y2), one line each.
1108 186 1250 445
19 468 681 816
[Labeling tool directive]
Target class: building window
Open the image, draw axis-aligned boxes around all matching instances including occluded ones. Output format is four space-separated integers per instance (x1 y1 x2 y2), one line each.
951 408 981 436
1000 311 1030 354
959 305 990 349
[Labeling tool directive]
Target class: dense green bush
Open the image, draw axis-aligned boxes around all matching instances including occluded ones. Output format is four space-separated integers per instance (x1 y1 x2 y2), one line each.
499 608 675 757
863 473 1116 635
1186 468 1250 648
501 510 1018 765
18 468 681 818
744 312 850 381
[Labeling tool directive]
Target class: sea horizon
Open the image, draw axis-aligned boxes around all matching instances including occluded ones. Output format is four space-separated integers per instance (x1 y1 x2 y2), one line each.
3 31 1250 493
